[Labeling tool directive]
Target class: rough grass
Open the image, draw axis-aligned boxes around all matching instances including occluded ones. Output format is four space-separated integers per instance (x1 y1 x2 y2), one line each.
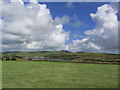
2 51 119 61
2 61 118 88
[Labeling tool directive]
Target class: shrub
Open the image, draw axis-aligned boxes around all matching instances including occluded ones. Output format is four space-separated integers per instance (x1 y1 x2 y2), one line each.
5 57 10 61
11 57 16 61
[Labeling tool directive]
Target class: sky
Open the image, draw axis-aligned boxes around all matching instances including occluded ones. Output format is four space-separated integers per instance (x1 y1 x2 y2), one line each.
40 2 110 44
0 0 119 53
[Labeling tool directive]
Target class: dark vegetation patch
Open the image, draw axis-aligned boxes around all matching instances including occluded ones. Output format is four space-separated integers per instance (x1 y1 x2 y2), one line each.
2 51 120 64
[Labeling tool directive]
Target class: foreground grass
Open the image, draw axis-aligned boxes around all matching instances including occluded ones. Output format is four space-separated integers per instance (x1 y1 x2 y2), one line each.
2 61 118 88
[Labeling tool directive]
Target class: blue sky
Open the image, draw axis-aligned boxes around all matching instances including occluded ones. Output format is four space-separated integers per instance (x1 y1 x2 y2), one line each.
39 2 110 44
1 1 119 53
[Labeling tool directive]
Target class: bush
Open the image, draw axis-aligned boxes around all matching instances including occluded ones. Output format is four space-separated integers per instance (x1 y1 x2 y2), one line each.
11 57 16 61
28 58 32 60
6 57 10 61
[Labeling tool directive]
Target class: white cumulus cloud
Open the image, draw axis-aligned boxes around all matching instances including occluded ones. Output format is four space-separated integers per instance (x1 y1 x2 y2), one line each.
68 4 118 53
1 1 69 51
1 1 119 54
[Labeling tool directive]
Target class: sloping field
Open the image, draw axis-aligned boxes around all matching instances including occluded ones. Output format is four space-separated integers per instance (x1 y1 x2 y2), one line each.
2 51 119 61
2 61 118 88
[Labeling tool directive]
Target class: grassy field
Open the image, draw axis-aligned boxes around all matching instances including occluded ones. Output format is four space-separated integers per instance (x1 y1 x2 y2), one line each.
2 61 118 88
2 51 119 62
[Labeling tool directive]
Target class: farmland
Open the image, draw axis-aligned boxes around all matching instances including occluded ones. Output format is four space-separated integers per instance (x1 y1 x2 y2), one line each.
2 51 120 62
2 51 119 88
2 61 118 88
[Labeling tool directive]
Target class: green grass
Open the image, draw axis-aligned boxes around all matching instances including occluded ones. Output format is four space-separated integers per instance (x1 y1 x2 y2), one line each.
2 51 119 61
2 61 118 88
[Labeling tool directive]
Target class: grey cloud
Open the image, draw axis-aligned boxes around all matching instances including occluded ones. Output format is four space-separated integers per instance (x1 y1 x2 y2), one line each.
1 1 69 51
68 4 118 54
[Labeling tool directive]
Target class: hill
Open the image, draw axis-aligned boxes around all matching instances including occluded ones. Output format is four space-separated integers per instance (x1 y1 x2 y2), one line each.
2 51 120 62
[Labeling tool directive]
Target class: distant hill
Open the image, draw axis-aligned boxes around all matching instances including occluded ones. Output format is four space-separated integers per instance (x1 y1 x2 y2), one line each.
58 50 71 53
2 51 120 62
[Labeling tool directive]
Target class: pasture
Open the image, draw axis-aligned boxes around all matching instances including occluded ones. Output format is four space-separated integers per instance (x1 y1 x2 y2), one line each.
2 61 118 88
2 51 119 62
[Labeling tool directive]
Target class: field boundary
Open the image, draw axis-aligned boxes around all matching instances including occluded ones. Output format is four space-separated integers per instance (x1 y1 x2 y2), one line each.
27 59 120 65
